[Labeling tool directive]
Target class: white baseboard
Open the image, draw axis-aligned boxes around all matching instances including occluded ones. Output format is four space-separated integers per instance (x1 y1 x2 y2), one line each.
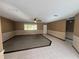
47 30 65 40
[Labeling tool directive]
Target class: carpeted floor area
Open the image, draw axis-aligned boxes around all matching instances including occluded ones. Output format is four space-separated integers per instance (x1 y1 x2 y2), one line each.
3 35 51 53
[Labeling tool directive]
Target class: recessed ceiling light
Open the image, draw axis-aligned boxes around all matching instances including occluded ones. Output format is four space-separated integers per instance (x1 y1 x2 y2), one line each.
54 15 58 17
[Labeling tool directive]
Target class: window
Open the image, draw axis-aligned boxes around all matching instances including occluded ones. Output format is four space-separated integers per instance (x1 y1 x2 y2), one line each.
24 24 37 30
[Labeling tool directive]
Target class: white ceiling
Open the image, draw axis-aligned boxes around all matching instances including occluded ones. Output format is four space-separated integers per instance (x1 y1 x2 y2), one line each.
0 0 79 23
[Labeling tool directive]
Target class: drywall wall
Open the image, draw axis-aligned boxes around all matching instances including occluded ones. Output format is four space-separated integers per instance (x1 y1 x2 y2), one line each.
14 22 43 35
1 17 15 42
73 14 79 52
47 20 66 40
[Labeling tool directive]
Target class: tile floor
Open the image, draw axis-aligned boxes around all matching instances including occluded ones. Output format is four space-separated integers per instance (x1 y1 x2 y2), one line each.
4 35 79 59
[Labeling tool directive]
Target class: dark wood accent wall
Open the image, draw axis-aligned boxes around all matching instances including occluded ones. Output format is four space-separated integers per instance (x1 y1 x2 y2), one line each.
47 20 66 32
1 17 15 33
14 22 24 30
14 22 43 30
74 14 79 37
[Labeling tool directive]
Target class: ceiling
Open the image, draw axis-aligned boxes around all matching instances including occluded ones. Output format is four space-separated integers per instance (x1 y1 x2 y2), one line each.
0 0 79 23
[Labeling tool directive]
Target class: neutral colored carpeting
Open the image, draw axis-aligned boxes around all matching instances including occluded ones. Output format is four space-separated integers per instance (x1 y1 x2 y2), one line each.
3 35 51 53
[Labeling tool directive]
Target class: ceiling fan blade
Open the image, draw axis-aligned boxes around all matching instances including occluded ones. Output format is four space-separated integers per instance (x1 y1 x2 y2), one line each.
37 20 42 23
34 18 42 23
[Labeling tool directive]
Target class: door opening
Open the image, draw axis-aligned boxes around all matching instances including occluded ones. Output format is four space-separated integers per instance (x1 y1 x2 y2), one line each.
66 17 75 44
43 25 47 34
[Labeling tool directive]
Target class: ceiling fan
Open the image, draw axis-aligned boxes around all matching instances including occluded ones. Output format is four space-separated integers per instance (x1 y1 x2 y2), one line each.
34 18 42 23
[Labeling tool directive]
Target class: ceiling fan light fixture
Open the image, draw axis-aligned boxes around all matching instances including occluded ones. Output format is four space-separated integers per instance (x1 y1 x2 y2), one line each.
34 18 37 23
34 18 42 23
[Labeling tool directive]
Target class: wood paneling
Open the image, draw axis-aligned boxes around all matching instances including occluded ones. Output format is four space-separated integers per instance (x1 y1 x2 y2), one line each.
15 22 43 30
1 17 15 33
1 16 44 32
47 20 66 32
74 14 79 36
14 22 24 30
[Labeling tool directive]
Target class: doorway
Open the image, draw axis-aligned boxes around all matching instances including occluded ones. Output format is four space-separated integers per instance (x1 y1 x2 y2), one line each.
43 25 47 34
66 17 75 44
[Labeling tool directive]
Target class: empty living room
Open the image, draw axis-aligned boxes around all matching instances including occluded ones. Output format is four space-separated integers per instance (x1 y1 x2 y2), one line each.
0 0 79 59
